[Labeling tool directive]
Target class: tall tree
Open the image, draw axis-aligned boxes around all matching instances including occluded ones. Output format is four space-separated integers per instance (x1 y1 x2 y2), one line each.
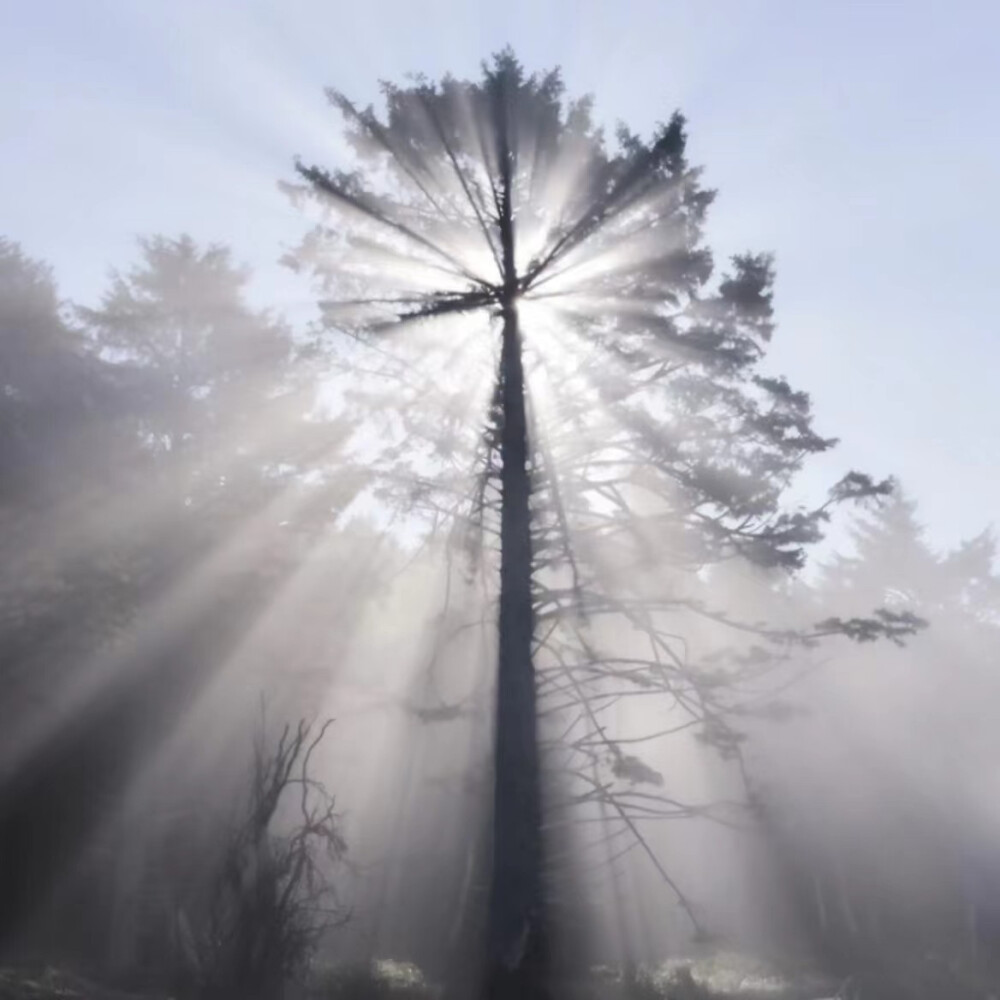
0 239 142 958
80 236 309 515
0 238 130 506
755 488 1000 981
0 235 354 971
285 51 917 996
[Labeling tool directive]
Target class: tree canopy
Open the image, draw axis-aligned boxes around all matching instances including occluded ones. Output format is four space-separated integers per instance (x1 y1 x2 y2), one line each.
284 50 922 992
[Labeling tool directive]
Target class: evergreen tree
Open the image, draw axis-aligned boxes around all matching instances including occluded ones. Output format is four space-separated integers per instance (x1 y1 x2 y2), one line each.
0 236 355 971
0 238 129 505
284 51 916 996
80 235 319 517
758 486 1000 978
819 482 941 609
0 239 143 959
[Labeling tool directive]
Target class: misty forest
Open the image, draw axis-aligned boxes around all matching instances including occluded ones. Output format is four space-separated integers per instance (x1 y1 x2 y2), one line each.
3 49 1000 1000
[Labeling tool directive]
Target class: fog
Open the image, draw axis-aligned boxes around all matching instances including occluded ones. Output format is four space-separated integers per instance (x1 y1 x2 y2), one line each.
1 45 998 1000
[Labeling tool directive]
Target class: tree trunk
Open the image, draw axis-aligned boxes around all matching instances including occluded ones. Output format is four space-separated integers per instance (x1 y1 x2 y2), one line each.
485 90 546 996
487 299 545 999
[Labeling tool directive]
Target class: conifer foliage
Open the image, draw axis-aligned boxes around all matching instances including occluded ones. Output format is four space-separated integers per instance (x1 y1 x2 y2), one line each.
286 51 919 997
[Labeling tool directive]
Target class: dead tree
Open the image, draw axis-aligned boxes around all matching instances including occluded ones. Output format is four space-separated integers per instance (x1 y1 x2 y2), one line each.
189 714 348 1000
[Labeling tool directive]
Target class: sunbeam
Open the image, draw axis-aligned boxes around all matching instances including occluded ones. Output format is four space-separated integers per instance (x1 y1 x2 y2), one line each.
2 30 997 1000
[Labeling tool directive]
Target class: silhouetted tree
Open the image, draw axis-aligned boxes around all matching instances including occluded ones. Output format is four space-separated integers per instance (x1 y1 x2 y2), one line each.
0 240 147 960
284 50 918 996
0 239 131 505
755 487 1000 982
819 484 942 610
190 714 347 1000
0 235 356 973
79 235 326 515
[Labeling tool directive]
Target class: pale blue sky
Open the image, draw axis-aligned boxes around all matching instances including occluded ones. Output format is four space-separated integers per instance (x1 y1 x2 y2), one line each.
3 0 998 552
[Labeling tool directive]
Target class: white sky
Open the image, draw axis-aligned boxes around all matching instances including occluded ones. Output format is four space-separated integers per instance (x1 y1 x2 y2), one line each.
3 0 998 553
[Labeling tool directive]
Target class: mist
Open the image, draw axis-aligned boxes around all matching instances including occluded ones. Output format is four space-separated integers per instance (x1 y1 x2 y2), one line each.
2 23 999 1000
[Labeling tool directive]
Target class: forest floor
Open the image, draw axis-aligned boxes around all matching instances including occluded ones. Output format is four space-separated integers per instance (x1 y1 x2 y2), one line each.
2 950 999 1000
0 967 162 1000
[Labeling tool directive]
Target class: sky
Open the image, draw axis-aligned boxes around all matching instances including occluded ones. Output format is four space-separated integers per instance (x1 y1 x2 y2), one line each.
3 0 998 554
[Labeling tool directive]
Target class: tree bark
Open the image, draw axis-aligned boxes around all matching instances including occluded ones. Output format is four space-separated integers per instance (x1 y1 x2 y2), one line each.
487 299 545 999
485 87 547 996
